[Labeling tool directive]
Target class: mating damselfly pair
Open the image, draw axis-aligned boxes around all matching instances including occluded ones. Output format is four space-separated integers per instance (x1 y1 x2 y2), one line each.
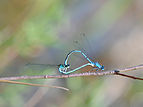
27 34 104 74
27 50 104 74
26 34 143 81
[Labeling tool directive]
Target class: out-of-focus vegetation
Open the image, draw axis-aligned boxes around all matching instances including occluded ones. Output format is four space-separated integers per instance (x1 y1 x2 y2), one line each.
1 0 143 107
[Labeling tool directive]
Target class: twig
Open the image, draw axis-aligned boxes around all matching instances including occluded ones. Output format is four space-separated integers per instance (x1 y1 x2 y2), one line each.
115 72 143 80
0 80 69 91
0 64 143 81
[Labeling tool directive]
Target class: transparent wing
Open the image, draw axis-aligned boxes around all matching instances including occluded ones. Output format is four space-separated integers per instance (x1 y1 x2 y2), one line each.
26 63 59 67
25 63 59 71
73 34 95 61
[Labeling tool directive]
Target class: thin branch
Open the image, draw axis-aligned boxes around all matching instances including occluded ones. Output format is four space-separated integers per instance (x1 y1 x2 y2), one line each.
116 64 143 72
115 72 143 80
0 80 69 91
0 64 143 81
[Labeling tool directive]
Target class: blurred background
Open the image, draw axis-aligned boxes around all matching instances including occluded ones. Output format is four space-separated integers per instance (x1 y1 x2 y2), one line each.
0 0 143 107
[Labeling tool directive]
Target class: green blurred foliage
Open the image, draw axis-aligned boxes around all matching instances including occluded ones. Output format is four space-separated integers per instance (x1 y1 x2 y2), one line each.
0 0 66 56
0 0 67 107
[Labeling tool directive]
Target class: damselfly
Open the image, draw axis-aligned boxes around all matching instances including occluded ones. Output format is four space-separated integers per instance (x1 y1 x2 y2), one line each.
27 49 104 74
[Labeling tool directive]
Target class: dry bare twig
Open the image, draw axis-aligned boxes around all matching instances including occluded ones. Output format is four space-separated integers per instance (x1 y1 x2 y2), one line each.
0 64 143 90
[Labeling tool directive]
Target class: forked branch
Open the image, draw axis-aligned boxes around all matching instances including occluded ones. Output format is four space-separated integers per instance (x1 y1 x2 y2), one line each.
0 64 143 91
0 64 143 80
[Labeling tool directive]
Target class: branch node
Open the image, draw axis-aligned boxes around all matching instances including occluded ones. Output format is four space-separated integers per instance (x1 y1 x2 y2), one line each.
114 70 120 74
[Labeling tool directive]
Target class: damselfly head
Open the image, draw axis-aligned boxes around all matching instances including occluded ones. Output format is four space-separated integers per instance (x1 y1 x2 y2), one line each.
65 64 70 68
59 64 70 68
